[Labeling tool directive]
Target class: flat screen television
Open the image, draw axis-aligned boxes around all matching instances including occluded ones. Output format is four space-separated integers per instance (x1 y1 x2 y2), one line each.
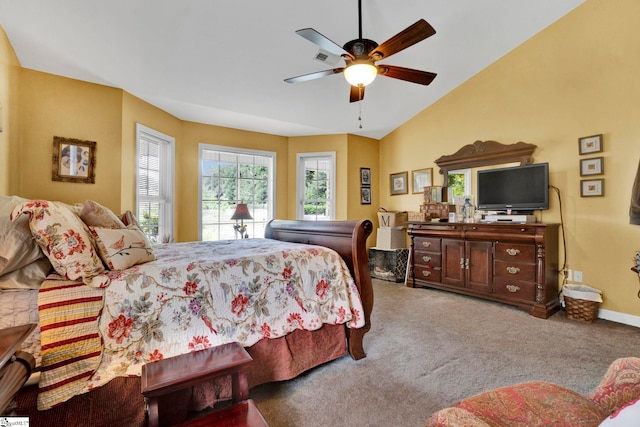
476 163 549 213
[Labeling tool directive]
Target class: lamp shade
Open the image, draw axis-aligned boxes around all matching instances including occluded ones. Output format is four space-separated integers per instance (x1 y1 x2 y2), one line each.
344 62 377 87
231 203 253 220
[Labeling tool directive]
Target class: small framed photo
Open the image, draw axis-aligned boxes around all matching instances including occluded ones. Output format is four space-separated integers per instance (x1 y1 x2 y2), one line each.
578 134 603 155
390 171 408 195
412 168 433 194
360 187 371 204
360 167 371 186
580 157 604 176
52 136 96 183
581 178 604 197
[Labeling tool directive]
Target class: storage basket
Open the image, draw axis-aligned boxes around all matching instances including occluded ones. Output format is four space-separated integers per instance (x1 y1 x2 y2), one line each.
562 284 602 323
564 296 599 323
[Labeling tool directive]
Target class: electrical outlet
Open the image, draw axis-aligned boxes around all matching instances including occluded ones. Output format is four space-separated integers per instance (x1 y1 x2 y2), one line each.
574 270 583 282
567 269 573 281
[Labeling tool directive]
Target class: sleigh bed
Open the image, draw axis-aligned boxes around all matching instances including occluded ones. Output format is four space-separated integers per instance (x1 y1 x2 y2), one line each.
0 196 373 426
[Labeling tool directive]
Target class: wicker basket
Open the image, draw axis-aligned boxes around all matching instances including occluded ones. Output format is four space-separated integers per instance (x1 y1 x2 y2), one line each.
564 296 599 323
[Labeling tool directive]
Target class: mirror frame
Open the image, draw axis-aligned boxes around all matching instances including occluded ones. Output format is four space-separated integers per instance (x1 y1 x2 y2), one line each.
435 140 537 181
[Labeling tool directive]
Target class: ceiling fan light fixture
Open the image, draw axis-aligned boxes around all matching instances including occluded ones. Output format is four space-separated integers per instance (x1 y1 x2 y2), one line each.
344 62 377 87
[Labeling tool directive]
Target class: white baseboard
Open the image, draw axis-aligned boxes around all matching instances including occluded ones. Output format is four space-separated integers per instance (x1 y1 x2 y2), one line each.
598 309 640 328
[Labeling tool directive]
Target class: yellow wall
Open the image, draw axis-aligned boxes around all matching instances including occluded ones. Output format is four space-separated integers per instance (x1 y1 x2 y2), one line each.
379 0 640 317
0 26 21 194
18 69 124 210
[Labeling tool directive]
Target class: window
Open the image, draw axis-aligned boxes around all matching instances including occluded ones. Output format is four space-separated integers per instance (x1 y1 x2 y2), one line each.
199 144 275 240
136 124 175 243
296 152 336 220
447 168 471 203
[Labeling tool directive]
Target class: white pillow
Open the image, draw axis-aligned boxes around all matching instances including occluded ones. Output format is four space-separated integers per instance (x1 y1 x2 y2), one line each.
598 397 640 426
90 226 155 270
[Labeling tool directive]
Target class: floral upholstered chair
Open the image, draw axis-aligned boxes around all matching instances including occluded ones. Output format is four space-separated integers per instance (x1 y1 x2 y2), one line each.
425 357 640 427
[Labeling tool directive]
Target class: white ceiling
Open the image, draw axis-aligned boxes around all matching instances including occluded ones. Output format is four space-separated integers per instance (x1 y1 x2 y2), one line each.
0 0 584 140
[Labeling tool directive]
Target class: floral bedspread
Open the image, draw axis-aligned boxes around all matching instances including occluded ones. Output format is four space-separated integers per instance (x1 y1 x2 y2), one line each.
84 238 363 391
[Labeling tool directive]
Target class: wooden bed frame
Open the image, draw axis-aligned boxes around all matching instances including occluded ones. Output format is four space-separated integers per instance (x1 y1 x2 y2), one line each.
265 218 374 360
12 218 374 425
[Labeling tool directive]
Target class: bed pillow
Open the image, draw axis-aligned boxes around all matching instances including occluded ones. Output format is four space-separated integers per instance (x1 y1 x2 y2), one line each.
0 195 46 276
119 210 142 230
90 225 155 270
10 200 107 285
79 200 126 228
0 257 52 290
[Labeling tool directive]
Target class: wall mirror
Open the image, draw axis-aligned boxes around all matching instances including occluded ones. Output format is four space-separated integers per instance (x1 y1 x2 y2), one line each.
435 140 537 202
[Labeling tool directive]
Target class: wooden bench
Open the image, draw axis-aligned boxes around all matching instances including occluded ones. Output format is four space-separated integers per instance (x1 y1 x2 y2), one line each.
141 342 263 427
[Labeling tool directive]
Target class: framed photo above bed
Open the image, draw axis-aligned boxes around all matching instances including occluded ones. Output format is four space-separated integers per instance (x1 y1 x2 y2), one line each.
52 136 96 184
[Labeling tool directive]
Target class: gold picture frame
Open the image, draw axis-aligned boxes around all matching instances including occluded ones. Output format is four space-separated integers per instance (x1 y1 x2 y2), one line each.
580 157 604 176
52 136 96 183
580 178 604 197
390 171 408 195
578 134 603 155
412 168 433 194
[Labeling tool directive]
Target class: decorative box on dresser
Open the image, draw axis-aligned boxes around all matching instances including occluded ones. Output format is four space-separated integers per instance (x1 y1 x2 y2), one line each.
408 222 560 318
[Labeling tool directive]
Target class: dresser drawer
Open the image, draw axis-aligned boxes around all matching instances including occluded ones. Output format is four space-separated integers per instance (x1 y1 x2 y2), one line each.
414 252 441 268
493 277 536 302
494 259 535 281
494 243 535 262
414 237 441 251
414 266 441 282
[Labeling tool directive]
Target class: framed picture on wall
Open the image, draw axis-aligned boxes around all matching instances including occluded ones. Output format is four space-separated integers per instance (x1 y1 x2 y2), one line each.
390 171 408 195
52 136 96 183
360 187 371 204
578 134 603 155
581 178 604 197
360 167 371 186
412 168 433 194
580 157 604 176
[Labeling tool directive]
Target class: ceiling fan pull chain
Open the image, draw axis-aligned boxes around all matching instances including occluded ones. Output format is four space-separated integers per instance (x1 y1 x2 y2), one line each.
358 96 363 129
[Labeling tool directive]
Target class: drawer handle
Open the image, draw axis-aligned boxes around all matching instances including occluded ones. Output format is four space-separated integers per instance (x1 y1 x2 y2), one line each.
422 270 431 277
506 266 521 275
422 255 431 263
422 241 431 248
506 284 520 293
505 248 520 256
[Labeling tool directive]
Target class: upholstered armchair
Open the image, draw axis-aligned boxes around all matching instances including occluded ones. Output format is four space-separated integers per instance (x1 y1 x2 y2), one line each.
425 357 640 427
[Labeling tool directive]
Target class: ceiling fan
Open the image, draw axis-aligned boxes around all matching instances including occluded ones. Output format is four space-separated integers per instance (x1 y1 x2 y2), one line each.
284 0 437 103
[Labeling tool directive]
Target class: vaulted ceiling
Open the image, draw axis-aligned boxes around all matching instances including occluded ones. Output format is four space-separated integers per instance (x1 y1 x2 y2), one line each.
0 0 584 139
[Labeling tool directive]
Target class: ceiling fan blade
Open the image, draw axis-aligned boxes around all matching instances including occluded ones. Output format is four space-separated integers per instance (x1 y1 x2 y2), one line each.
378 65 437 85
349 85 365 103
370 19 436 61
284 68 345 84
295 28 351 58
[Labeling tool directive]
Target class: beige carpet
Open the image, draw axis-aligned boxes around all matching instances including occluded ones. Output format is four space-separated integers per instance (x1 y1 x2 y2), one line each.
250 279 640 427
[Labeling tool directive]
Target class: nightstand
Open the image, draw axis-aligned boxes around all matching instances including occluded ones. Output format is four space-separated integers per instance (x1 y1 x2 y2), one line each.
0 324 37 414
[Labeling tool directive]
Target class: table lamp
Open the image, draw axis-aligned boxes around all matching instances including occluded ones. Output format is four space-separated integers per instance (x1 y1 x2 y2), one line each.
231 202 252 238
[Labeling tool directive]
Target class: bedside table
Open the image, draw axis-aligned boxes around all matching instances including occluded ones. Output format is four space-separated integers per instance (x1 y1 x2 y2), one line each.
0 324 37 415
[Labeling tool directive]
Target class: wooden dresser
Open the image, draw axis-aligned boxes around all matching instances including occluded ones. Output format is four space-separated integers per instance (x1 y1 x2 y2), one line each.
408 222 560 318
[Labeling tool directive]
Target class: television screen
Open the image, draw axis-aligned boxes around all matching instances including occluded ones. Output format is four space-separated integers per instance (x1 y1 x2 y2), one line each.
476 163 549 212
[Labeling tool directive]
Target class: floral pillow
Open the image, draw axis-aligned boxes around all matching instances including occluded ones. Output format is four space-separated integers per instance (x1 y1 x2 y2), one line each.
10 200 107 287
90 226 155 270
79 200 125 229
